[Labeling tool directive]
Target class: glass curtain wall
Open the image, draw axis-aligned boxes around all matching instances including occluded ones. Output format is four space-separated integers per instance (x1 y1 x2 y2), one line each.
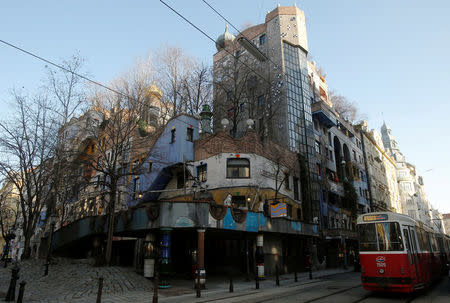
283 42 320 220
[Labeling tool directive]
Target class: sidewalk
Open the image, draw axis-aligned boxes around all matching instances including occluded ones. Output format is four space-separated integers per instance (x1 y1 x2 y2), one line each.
0 258 355 303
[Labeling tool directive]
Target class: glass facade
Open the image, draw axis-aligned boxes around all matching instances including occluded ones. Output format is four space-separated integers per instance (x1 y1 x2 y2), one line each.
283 42 319 219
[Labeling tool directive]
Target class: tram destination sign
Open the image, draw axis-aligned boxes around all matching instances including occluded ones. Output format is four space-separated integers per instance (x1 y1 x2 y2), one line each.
363 214 388 222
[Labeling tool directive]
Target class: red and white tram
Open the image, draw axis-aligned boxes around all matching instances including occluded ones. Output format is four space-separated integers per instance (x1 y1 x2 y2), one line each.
357 212 450 293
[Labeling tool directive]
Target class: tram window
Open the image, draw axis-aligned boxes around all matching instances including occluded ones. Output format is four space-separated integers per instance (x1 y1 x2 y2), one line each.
358 223 378 251
403 229 411 251
421 230 430 251
417 228 426 251
358 222 404 251
376 222 404 251
430 234 438 252
410 230 418 251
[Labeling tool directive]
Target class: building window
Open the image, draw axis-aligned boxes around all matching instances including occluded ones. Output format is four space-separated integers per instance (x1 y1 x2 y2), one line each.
240 103 245 112
259 34 266 45
226 90 233 101
293 177 299 200
171 128 176 143
314 140 321 154
227 107 234 120
257 95 265 107
133 177 140 199
177 171 186 189
226 158 250 178
287 203 293 218
186 127 193 142
232 195 246 208
197 164 207 182
284 172 290 190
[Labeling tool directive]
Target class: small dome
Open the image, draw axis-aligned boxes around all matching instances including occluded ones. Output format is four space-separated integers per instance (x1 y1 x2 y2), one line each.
215 24 235 51
145 83 162 99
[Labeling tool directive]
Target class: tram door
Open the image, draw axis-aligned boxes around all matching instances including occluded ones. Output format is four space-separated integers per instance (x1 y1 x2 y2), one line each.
408 227 422 284
403 228 417 283
403 226 421 285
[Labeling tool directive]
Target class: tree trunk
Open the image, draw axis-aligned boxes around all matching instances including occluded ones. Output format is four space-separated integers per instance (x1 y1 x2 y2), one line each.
105 182 117 266
21 232 32 260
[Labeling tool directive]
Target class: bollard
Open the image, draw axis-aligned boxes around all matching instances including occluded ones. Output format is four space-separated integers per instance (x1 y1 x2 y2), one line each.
229 276 233 293
309 267 313 280
275 266 280 286
96 277 104 303
153 270 158 303
16 281 26 303
44 261 49 276
255 265 260 289
196 267 201 298
5 264 20 301
294 270 298 282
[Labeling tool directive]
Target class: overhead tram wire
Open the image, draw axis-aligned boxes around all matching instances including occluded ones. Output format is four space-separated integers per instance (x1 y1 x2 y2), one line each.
159 0 273 87
200 0 280 69
0 39 126 99
0 38 199 130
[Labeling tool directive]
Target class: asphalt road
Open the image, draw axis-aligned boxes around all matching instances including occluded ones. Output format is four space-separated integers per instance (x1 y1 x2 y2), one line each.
200 272 450 303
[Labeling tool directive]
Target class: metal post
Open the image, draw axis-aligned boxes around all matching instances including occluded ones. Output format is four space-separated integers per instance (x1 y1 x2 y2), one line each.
96 277 104 303
255 264 259 289
44 261 49 276
229 276 233 293
17 281 26 303
153 246 159 303
275 266 280 286
47 221 56 264
196 267 201 298
309 266 313 280
5 264 19 301
294 270 298 282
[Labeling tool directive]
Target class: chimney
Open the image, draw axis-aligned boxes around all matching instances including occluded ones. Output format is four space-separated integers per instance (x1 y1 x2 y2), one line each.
200 104 213 134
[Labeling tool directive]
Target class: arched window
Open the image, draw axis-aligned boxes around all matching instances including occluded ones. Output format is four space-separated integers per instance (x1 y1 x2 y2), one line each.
226 158 250 178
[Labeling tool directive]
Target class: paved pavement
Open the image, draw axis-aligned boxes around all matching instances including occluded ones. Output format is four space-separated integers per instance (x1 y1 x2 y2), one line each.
0 258 354 302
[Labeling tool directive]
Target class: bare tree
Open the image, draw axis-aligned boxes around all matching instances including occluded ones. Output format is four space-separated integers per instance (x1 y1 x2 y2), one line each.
0 180 19 251
76 65 166 265
45 54 89 223
181 63 213 115
213 52 283 138
329 90 359 122
155 44 194 117
0 92 56 259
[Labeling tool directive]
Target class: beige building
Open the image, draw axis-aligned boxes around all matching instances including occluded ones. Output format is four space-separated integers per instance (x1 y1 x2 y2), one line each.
442 213 450 235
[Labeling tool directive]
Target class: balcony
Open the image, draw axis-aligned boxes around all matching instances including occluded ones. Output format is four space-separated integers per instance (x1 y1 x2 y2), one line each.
312 101 336 128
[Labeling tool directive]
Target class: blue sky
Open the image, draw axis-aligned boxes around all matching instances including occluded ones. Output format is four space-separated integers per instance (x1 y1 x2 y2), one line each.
1 1 449 214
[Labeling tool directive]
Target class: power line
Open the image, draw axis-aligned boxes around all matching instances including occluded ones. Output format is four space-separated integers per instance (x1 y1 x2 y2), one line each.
0 38 201 130
0 39 127 99
159 0 273 87
201 0 281 73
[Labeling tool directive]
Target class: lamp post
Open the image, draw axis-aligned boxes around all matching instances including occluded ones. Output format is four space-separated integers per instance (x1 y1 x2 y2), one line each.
46 213 58 264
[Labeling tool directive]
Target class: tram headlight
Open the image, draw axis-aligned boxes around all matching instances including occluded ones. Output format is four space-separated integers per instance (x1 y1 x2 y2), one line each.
379 268 385 274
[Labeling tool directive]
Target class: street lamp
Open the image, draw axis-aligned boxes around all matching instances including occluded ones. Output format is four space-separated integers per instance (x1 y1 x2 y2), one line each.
46 213 58 264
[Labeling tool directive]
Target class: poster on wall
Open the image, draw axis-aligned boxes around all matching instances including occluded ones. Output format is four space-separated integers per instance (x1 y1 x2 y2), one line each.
271 202 287 218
